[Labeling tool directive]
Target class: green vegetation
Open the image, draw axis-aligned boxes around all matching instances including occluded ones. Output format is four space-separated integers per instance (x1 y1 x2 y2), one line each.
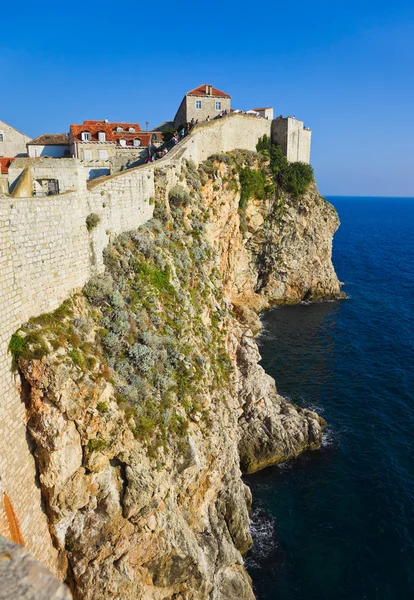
168 185 192 208
88 439 108 452
86 213 100 231
78 171 234 451
161 127 175 142
69 347 86 369
256 135 314 199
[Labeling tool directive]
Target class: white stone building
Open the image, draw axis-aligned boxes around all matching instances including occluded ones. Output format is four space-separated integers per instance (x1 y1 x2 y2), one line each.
27 134 70 158
252 107 274 120
174 84 231 127
0 119 31 158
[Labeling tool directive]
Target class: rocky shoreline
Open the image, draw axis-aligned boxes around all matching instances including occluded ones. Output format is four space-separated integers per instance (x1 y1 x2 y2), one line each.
8 150 342 599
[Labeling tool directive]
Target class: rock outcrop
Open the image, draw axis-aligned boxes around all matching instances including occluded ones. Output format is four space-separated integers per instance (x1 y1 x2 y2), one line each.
9 150 342 599
0 536 71 600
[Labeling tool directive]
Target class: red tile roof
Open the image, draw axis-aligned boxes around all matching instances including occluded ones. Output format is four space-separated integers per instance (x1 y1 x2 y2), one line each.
0 157 14 174
252 107 272 111
186 84 231 98
70 120 148 145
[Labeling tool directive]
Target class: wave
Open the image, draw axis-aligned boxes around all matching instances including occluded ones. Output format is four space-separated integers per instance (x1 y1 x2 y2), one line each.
245 508 279 569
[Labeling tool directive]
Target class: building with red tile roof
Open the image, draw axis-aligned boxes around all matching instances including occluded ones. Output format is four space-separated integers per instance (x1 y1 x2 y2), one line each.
68 120 162 173
174 84 231 127
186 84 231 98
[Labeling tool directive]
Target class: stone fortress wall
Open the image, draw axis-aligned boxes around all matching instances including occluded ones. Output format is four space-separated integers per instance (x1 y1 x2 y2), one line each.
271 116 311 163
0 113 272 573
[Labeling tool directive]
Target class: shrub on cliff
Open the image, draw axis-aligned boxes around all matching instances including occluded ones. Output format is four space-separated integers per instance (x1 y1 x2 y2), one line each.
238 167 267 209
169 185 192 207
256 134 271 153
256 135 314 199
279 161 314 199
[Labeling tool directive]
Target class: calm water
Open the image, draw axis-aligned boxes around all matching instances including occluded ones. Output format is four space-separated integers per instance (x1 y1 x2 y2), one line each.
244 197 414 600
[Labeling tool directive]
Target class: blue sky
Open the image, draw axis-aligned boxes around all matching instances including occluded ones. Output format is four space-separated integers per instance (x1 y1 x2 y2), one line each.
2 0 413 196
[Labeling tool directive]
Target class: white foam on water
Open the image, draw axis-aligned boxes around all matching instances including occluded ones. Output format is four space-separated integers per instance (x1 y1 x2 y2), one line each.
245 508 278 569
322 427 335 447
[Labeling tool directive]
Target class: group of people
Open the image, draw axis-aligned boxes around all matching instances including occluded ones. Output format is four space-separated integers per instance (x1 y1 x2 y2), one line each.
144 147 169 163
143 111 231 164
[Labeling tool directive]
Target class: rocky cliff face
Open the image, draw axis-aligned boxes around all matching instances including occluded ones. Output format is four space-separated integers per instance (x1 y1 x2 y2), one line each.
11 150 342 599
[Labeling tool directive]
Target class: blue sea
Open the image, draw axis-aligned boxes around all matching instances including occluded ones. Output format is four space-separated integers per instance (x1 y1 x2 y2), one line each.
244 197 414 600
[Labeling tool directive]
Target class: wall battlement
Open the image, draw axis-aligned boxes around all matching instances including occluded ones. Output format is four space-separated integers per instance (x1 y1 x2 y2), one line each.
0 113 272 572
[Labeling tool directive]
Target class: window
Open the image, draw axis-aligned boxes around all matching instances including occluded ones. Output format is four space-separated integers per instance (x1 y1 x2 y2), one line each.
216 101 221 110
98 131 106 142
99 150 108 161
116 126 123 132
83 149 92 161
128 127 135 133
133 139 141 147
196 100 202 109
81 131 91 141
119 138 126 147
0 132 4 142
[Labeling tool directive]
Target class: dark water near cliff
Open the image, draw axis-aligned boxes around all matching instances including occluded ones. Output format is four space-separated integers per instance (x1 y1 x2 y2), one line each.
244 197 414 600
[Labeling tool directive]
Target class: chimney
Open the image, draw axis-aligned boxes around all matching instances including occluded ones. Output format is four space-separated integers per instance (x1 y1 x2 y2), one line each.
206 84 212 95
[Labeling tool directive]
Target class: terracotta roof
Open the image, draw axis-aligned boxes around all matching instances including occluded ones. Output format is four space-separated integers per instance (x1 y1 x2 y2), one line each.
70 121 162 147
186 84 231 98
252 107 272 111
0 157 14 173
27 134 69 146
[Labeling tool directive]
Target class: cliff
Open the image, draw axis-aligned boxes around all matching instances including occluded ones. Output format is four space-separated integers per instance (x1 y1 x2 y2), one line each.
9 149 342 599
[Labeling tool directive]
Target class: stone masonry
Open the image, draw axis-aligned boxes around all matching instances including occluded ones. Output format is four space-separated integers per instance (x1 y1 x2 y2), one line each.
271 116 312 163
174 84 231 127
0 120 31 158
0 113 272 574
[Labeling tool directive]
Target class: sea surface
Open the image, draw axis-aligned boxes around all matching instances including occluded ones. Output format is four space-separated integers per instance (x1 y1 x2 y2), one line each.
244 197 414 600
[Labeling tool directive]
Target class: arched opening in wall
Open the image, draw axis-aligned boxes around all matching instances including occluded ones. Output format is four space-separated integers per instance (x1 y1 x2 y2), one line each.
1 492 24 545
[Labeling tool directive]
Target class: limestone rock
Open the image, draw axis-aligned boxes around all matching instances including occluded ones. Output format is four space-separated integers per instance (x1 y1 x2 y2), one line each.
13 152 341 599
0 536 71 600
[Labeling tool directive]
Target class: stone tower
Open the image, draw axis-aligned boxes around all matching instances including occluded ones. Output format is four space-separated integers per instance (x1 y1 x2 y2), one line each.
271 116 311 163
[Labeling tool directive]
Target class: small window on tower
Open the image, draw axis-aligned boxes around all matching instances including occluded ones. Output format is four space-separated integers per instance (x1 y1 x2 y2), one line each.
216 101 221 110
196 100 202 109
0 132 4 142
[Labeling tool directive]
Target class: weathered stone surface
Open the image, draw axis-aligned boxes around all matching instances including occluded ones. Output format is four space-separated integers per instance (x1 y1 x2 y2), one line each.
8 150 341 599
237 331 326 473
0 536 71 600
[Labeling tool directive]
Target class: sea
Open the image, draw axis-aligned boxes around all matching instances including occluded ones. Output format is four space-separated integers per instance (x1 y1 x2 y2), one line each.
244 197 414 600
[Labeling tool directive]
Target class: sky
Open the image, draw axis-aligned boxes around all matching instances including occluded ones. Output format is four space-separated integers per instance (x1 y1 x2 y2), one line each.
1 0 414 196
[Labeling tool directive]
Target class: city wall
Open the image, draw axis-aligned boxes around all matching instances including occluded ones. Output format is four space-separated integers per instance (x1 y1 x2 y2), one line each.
0 113 271 573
